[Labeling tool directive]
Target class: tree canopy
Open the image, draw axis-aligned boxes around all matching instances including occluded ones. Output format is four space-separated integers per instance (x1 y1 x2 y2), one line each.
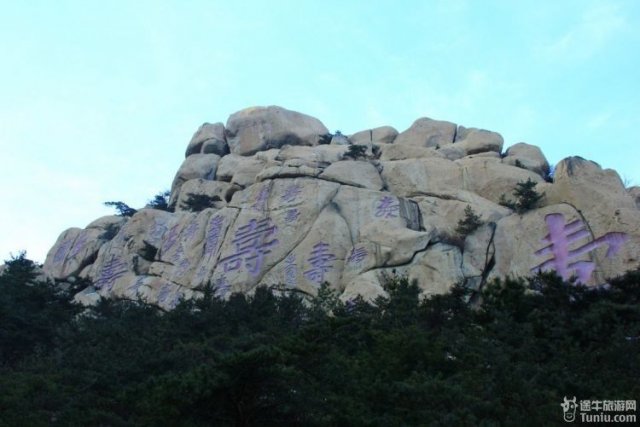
0 255 638 426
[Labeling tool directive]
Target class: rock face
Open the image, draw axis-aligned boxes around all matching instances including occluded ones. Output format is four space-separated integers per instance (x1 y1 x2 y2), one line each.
395 117 457 148
185 122 228 157
43 106 640 308
226 106 329 156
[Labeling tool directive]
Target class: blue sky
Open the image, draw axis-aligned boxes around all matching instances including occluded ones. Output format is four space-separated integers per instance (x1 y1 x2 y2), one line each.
1 0 639 262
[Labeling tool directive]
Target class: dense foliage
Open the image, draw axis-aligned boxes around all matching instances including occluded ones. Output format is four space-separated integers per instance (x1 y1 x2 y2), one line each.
1 255 638 426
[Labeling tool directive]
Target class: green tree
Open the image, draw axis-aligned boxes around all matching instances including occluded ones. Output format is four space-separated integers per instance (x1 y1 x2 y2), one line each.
344 144 368 160
146 190 172 211
455 205 483 236
180 193 221 212
500 178 544 214
104 201 137 217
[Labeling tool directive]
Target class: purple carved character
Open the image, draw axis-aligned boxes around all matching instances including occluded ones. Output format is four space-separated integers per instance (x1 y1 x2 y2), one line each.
95 255 128 291
251 186 270 211
303 242 336 285
219 218 279 276
375 196 399 218
281 183 302 203
347 246 368 266
69 233 89 258
53 239 73 264
204 215 224 258
531 213 629 283
163 224 181 253
283 253 297 287
284 208 300 224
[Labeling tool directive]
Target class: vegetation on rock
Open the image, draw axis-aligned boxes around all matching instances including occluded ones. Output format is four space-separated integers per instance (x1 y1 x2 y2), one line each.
455 205 484 236
500 178 544 214
104 200 137 217
344 144 368 160
146 190 172 211
180 193 221 212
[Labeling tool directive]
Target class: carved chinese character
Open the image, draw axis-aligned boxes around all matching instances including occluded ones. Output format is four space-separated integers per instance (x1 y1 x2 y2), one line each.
531 213 628 283
347 246 368 265
219 218 279 276
284 208 300 224
283 253 297 287
53 239 73 264
251 186 270 211
95 255 128 291
69 233 88 258
281 183 302 203
204 215 224 258
163 224 181 253
375 196 399 218
303 242 336 285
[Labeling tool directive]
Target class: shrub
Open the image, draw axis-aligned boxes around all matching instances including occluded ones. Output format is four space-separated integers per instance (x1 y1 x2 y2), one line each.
104 201 137 217
344 144 368 160
99 223 120 240
455 206 483 236
500 178 544 214
146 190 172 211
180 193 221 212
318 133 333 145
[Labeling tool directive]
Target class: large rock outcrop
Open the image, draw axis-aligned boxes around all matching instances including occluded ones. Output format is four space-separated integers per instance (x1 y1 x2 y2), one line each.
226 106 329 156
42 106 639 309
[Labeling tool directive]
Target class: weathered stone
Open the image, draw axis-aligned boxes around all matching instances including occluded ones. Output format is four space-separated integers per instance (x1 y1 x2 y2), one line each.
175 179 236 212
340 270 388 303
488 204 581 282
276 144 347 164
462 223 496 283
454 126 504 155
319 160 384 190
86 215 128 231
350 126 398 145
436 145 466 161
331 186 420 241
169 154 221 206
408 244 464 296
185 122 228 157
359 224 432 266
381 158 463 197
256 161 323 181
394 117 457 148
330 133 350 145
455 157 544 204
260 204 350 295
544 157 639 280
378 144 444 161
44 216 126 280
156 210 216 288
628 186 640 209
502 142 550 177
226 106 329 156
216 154 265 187
415 191 510 236
39 107 639 308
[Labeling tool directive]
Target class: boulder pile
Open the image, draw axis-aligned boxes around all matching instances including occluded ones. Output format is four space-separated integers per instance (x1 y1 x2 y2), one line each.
43 106 640 308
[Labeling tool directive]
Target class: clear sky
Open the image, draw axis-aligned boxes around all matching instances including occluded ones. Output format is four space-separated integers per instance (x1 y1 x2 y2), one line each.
1 0 639 263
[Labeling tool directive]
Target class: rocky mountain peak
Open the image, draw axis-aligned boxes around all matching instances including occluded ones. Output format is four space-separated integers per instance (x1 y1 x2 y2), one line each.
42 106 639 309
